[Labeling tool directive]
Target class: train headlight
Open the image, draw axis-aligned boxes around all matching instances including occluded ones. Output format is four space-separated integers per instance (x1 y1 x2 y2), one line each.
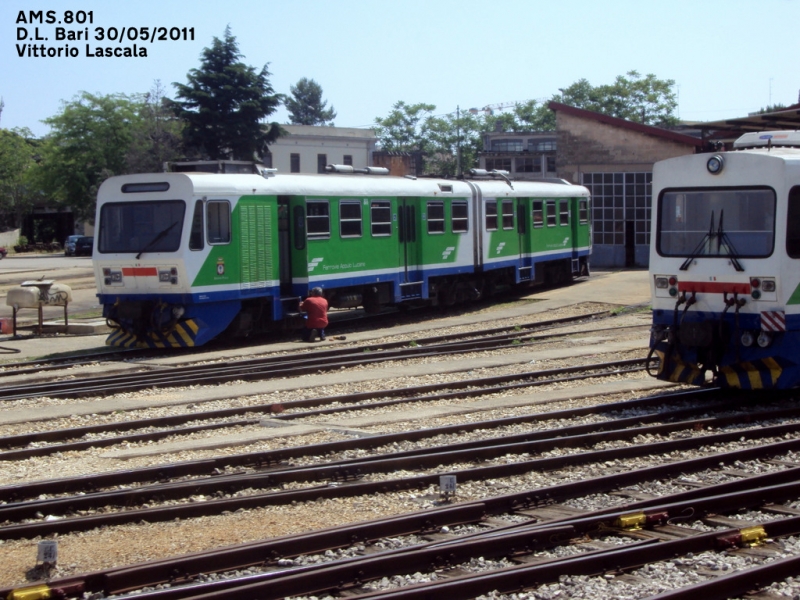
172 306 185 319
707 155 724 174
757 331 773 348
762 279 776 292
741 331 754 347
751 289 762 300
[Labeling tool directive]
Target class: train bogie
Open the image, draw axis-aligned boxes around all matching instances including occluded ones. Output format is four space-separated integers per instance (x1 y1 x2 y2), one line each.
94 170 591 348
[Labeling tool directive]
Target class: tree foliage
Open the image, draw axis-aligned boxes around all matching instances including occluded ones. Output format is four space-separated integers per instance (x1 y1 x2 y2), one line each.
35 92 141 222
374 71 679 175
0 127 38 228
286 78 336 126
126 81 184 173
170 26 283 160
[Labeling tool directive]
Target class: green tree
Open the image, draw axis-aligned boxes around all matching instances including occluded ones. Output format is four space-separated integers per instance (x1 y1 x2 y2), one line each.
0 127 38 228
374 101 436 153
285 78 336 126
126 81 184 173
171 26 283 160
36 92 140 222
557 71 678 126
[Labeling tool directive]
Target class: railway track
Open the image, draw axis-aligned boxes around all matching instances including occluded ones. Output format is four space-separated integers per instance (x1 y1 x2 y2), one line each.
0 310 633 401
3 390 800 598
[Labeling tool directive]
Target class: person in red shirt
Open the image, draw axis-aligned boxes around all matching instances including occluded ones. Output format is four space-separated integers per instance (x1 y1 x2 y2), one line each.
299 287 329 342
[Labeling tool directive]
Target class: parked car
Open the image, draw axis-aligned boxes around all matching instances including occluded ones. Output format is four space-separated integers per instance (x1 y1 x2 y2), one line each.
74 236 94 256
64 235 82 256
0 246 6 259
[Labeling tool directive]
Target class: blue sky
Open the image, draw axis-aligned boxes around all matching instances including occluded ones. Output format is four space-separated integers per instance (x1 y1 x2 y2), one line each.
2 0 798 138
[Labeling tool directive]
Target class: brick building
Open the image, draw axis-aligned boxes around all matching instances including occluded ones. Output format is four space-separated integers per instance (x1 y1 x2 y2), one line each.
550 102 703 267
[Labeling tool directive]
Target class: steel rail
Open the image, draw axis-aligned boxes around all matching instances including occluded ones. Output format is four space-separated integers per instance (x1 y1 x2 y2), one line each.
0 357 647 452
0 312 618 401
0 385 720 503
6 449 800 599
5 403 798 521
3 417 800 540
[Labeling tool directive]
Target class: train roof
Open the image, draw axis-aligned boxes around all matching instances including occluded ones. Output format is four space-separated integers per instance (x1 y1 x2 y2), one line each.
97 171 589 201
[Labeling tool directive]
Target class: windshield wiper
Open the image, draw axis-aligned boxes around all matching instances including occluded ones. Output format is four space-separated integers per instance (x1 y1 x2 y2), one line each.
135 221 179 259
679 210 744 272
679 211 715 271
714 209 744 271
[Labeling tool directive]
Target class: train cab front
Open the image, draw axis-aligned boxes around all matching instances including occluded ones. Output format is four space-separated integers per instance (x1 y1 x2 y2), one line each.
93 177 239 349
647 182 794 389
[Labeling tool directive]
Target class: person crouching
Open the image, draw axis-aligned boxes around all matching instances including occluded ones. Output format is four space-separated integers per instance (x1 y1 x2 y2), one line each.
299 287 328 342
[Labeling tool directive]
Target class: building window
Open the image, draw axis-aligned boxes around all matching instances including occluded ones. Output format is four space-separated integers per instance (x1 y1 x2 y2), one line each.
559 199 569 226
452 201 468 233
582 172 652 246
491 139 524 152
207 200 231 244
340 200 362 238
371 200 392 236
516 157 541 173
530 140 556 151
262 152 273 169
546 200 556 227
532 200 543 228
317 154 327 174
306 200 330 239
502 200 514 230
290 153 300 173
343 155 353 166
427 201 445 234
485 200 498 231
485 157 511 171
546 156 556 172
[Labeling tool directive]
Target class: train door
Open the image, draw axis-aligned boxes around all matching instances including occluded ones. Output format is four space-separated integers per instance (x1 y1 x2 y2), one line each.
278 196 292 295
397 197 422 299
517 198 531 281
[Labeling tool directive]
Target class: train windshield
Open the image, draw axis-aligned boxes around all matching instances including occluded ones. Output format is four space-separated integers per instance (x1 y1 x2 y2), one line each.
98 200 186 254
658 188 775 258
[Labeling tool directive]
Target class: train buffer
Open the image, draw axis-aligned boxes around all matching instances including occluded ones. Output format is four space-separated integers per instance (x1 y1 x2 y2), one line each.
5 280 72 337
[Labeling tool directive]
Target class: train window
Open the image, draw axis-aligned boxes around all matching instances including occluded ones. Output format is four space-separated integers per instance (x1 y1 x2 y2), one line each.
579 199 589 224
546 201 557 227
98 200 185 254
427 201 445 234
502 200 514 230
452 201 468 233
207 201 231 244
340 200 362 238
307 200 330 239
532 200 543 228
787 187 800 258
658 188 775 257
189 201 204 250
485 200 498 231
371 201 392 236
559 200 570 226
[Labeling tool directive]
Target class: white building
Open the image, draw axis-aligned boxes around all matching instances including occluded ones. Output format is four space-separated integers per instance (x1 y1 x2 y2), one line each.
265 125 378 174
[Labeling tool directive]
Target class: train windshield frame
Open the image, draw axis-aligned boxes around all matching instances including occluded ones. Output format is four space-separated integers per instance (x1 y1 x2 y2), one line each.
98 200 186 254
657 187 775 258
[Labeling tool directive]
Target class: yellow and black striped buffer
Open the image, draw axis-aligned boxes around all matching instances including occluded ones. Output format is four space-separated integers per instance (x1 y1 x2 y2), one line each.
719 357 784 389
654 349 706 386
105 319 201 349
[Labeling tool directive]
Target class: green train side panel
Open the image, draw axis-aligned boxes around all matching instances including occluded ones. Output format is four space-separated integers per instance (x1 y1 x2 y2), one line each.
192 195 279 292
418 198 469 267
530 198 574 254
290 196 403 288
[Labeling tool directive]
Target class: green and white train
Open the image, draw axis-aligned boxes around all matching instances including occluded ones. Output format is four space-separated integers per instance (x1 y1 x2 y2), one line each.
93 166 591 348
